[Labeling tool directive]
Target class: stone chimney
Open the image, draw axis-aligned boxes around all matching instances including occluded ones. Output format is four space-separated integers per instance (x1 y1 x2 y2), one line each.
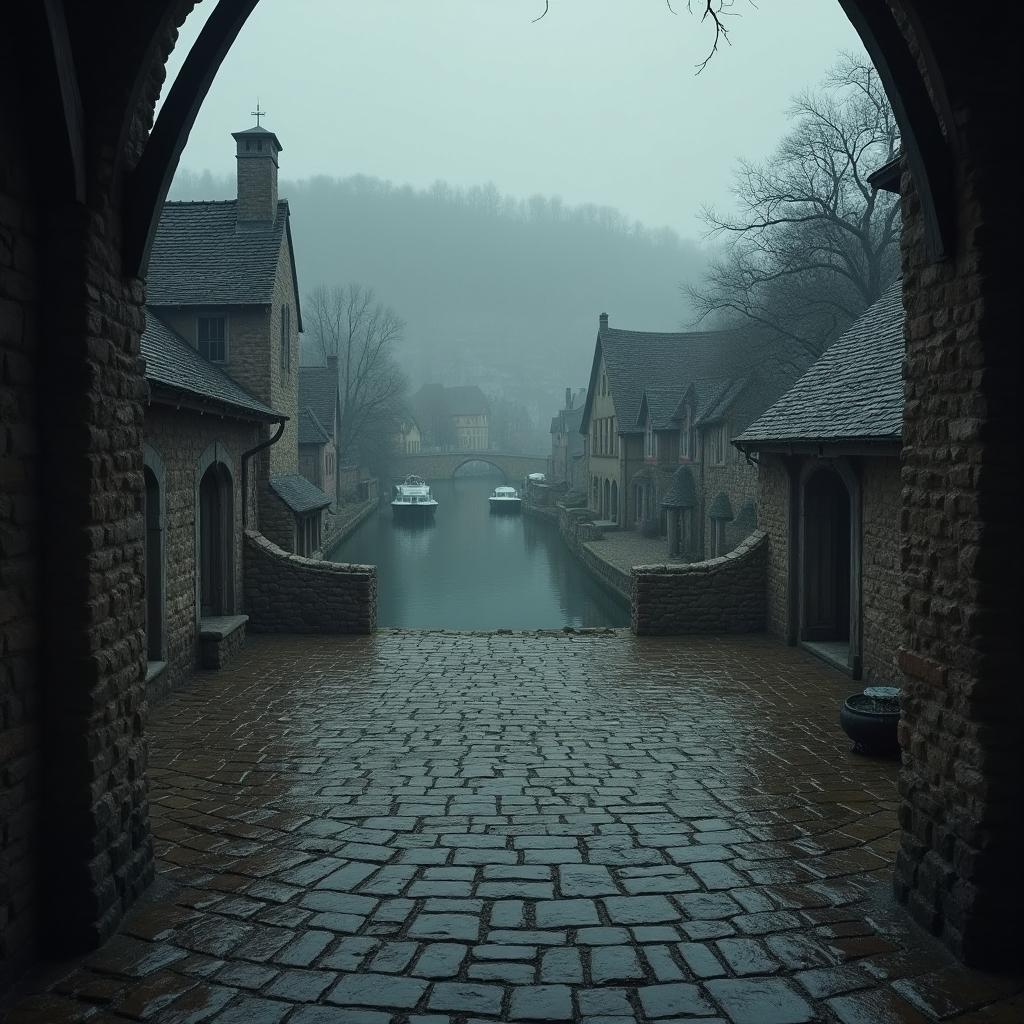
565 387 572 410
232 125 282 224
326 354 339 376
599 312 609 330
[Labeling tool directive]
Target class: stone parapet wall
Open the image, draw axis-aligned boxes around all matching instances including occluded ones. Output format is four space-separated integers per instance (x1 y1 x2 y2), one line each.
524 501 629 601
631 531 768 635
243 531 376 633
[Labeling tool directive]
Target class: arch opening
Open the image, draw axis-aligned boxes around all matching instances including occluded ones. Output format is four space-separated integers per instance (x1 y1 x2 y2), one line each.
199 462 234 618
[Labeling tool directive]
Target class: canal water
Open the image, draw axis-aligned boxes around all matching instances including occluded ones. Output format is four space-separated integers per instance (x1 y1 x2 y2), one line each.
327 475 629 629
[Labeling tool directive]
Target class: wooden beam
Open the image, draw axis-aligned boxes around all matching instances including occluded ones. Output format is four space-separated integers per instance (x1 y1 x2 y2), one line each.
836 0 955 261
123 0 260 279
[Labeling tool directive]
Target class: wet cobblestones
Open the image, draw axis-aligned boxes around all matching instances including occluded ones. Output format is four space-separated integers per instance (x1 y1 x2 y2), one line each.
5 632 1021 1023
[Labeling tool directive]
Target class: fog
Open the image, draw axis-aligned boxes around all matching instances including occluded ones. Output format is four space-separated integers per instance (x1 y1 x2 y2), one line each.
163 0 867 435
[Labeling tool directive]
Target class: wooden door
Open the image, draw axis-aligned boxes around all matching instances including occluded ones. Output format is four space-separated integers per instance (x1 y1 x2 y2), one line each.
802 470 851 641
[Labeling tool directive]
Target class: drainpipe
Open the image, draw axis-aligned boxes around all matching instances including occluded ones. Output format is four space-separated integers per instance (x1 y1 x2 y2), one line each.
241 417 287 528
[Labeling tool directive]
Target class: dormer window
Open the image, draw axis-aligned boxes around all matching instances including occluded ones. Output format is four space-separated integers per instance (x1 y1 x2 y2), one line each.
680 405 693 460
197 315 227 363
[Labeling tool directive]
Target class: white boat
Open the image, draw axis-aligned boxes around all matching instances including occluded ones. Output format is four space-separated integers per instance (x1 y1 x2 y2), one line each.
391 475 438 518
489 485 522 513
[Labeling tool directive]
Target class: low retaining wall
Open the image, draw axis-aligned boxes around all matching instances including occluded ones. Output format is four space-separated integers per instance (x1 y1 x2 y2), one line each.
244 530 376 633
322 497 377 555
525 500 630 603
631 530 767 635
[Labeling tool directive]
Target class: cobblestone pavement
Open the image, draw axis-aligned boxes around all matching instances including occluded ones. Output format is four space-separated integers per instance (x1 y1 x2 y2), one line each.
584 532 686 574
7 633 1022 1023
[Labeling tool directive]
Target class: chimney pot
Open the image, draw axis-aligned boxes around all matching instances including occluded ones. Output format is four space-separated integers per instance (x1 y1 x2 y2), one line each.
599 312 609 329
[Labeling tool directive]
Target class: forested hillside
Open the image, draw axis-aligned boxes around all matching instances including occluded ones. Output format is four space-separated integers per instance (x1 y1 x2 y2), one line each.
169 171 707 423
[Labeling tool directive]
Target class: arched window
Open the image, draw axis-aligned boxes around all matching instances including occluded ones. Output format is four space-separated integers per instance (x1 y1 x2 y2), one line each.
199 463 234 617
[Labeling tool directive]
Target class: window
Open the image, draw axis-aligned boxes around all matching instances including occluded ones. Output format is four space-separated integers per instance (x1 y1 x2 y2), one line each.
198 316 227 363
280 304 291 372
706 424 727 466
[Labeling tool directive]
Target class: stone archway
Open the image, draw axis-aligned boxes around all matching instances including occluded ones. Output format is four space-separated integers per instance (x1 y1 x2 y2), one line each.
0 0 1019 975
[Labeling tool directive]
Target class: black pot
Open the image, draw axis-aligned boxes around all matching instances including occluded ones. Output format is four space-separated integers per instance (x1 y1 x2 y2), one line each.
840 692 900 757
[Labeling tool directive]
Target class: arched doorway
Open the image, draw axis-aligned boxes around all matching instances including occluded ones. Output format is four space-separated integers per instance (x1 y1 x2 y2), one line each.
143 466 165 663
800 467 855 670
198 463 234 617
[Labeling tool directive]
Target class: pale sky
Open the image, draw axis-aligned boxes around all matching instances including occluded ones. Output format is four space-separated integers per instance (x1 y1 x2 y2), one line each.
164 0 867 237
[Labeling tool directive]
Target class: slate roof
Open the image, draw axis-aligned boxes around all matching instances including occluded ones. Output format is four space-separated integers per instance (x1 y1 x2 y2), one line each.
297 407 331 446
695 377 750 426
734 281 905 449
709 493 735 520
637 387 684 430
269 473 331 513
141 311 280 421
582 324 761 436
447 385 489 416
146 200 299 314
661 465 697 509
298 366 339 440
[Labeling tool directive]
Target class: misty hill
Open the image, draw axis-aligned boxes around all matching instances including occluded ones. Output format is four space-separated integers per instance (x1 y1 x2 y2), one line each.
167 171 708 419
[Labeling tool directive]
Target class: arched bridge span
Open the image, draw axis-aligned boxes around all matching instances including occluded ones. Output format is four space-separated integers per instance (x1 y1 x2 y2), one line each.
391 451 548 482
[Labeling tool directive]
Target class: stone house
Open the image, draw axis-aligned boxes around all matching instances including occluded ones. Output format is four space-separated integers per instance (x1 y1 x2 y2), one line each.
297 407 336 505
146 121 329 553
734 280 904 682
580 312 803 548
448 385 490 450
140 312 283 696
395 417 422 454
549 387 586 491
412 383 490 450
298 359 341 505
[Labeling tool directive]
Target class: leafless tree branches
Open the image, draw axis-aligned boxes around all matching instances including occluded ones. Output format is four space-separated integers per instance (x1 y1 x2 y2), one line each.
305 283 408 466
687 53 901 358
531 0 745 73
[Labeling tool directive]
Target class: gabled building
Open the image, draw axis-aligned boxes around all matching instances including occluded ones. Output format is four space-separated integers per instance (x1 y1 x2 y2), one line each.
580 312 807 555
298 358 342 504
411 383 490 451
146 121 329 553
140 311 283 694
549 387 587 491
734 280 904 681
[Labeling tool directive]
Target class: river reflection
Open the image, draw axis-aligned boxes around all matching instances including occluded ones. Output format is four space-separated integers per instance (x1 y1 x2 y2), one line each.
327 475 629 629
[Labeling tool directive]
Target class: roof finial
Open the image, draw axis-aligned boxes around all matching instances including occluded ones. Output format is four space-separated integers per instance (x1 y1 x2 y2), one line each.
251 100 266 127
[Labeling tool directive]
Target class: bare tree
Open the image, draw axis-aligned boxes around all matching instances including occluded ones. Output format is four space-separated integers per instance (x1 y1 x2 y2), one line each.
305 283 408 466
687 53 901 358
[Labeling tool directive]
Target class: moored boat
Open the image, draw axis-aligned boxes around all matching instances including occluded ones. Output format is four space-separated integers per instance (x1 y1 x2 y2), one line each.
488 485 522 513
392 475 438 518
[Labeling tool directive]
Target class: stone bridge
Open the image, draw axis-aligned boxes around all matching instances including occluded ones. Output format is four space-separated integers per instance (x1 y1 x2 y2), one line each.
392 450 548 482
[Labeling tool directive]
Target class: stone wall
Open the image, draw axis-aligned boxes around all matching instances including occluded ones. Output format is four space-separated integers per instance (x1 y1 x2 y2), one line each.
701 450 760 558
758 455 794 642
892 20 1022 961
0 33 41 986
243 531 376 633
861 457 902 684
142 407 259 698
631 532 768 635
525 501 631 603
